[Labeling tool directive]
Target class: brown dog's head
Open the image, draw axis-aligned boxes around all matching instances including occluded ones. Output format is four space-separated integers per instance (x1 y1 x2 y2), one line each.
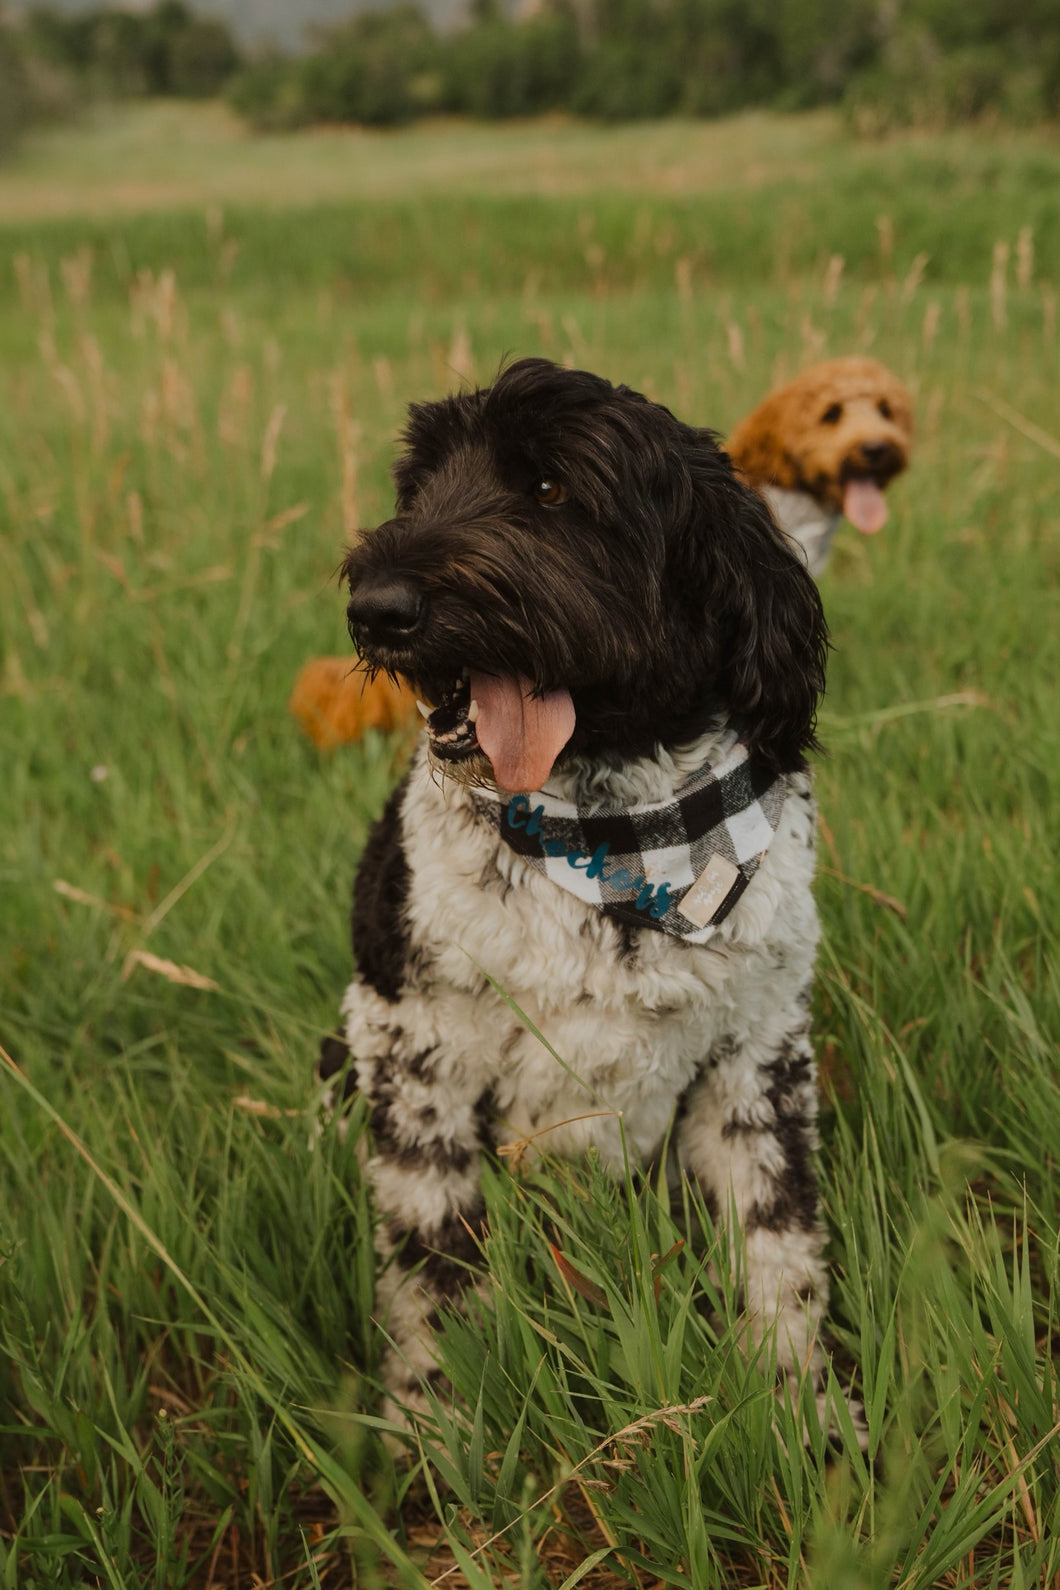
726 356 913 536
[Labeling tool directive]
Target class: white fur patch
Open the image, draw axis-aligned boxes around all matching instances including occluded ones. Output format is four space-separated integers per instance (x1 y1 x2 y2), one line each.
761 485 842 578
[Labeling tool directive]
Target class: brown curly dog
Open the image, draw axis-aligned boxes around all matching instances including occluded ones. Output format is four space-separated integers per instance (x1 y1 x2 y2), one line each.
726 355 914 578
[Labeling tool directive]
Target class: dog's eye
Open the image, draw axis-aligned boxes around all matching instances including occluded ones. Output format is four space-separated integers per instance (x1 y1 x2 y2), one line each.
533 477 569 506
820 404 842 425
878 398 893 420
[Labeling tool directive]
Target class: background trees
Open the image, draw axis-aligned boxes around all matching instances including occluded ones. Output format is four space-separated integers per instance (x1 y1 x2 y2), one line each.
2 0 1058 145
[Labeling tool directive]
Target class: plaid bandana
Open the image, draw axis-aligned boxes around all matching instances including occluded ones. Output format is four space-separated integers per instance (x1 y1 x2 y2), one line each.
471 731 790 943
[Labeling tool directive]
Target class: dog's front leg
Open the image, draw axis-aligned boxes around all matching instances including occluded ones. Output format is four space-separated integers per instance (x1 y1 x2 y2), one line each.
676 1019 829 1389
359 1039 490 1431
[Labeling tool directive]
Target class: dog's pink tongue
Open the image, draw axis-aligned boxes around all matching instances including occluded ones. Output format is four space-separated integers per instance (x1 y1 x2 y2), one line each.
843 479 889 535
471 672 575 791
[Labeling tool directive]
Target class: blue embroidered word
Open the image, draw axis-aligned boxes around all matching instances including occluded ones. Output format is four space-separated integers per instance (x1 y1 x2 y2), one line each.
506 796 673 919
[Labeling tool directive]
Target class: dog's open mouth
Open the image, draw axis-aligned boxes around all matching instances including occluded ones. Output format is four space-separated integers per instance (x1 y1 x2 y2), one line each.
419 669 576 793
418 669 480 762
840 446 906 536
841 476 890 536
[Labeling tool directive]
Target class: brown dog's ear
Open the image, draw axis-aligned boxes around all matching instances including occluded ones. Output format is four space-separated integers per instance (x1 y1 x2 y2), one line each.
725 395 799 492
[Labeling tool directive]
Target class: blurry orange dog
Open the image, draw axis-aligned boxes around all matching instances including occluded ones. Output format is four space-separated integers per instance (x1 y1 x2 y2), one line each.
290 355 913 750
726 355 913 579
288 656 416 749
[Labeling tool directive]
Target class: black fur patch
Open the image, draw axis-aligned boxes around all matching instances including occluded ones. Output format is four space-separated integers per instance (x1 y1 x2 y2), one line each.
370 1097 475 1176
746 1037 819 1234
351 776 412 1002
316 1031 358 1104
386 1201 487 1297
318 1030 350 1080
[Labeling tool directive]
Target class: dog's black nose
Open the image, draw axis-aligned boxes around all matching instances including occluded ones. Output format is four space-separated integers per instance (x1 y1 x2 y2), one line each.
859 440 894 463
347 580 426 645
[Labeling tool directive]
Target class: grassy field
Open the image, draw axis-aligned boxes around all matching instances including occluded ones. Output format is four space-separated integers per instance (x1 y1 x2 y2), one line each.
1 102 1059 1588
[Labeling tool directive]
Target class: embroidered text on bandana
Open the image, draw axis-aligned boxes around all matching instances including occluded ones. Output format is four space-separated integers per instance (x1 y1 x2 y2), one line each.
471 734 790 943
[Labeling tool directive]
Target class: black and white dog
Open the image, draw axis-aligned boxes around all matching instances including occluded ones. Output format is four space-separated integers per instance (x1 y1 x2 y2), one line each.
321 357 834 1432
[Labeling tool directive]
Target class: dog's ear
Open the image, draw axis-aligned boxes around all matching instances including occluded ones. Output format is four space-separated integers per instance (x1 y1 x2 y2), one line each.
392 392 480 510
725 395 800 492
705 469 828 770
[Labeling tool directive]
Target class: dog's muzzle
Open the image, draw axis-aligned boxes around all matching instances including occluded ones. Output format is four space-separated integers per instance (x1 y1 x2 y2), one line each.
846 437 906 484
346 578 426 650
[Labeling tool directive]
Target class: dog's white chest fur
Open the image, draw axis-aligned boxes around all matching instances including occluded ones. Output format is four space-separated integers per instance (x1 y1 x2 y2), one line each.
343 737 819 1171
761 485 842 578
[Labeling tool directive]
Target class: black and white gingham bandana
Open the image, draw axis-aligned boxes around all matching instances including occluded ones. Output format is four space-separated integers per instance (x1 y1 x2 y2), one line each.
471 731 790 943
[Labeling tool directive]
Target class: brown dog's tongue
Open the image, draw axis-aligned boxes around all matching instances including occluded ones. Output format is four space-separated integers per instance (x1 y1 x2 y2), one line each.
471 672 575 791
843 479 889 535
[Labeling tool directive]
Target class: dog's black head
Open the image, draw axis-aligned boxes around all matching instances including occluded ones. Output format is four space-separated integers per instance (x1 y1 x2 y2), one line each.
343 357 827 788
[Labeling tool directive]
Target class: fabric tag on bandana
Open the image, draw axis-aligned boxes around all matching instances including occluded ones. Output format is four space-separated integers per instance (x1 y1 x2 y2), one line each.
471 729 790 944
676 853 743 929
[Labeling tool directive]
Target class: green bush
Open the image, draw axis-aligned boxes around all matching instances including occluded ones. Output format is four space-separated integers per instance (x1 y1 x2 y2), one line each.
21 0 240 101
167 16 240 97
226 54 301 129
844 23 1056 131
230 6 436 130
441 13 582 119
572 37 682 120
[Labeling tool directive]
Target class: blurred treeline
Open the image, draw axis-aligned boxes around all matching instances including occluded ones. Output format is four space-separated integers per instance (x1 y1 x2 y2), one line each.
229 0 1060 133
0 0 238 149
2 0 1059 155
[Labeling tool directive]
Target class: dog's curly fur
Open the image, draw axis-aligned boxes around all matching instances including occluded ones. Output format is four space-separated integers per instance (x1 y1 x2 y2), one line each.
318 357 848 1435
726 355 914 577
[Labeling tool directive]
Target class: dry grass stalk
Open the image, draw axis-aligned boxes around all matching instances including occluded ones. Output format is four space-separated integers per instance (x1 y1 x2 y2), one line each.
990 241 1009 331
217 363 255 448
818 865 908 921
448 323 475 383
329 371 362 542
54 879 139 922
922 301 941 353
231 1095 304 1120
900 251 929 305
496 1110 620 1172
373 353 395 402
127 489 145 544
726 317 746 371
260 402 287 484
800 314 826 363
60 247 93 314
80 332 109 454
822 253 844 307
120 949 220 991
876 213 895 274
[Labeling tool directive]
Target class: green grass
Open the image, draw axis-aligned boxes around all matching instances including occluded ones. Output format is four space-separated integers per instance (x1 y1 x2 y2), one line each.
1 100 1059 297
1 104 1059 1588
